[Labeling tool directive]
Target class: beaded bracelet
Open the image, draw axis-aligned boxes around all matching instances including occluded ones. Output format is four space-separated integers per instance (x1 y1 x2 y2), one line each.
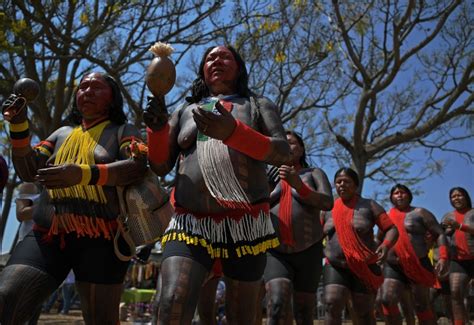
79 164 108 185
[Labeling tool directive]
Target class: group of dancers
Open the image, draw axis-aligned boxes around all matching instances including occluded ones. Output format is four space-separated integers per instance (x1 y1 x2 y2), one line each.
0 45 472 325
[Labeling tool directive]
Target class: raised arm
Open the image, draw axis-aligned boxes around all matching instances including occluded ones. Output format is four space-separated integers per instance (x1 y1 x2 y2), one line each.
145 96 181 177
297 168 333 210
3 94 51 181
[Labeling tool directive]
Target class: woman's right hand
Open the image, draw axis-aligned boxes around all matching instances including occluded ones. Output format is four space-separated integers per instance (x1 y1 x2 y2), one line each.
36 164 82 189
2 93 27 123
143 95 169 131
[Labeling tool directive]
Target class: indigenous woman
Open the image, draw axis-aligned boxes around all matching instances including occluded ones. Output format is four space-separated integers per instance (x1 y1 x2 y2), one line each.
144 45 291 324
380 184 449 325
0 72 147 324
263 131 333 325
321 167 398 325
442 187 474 325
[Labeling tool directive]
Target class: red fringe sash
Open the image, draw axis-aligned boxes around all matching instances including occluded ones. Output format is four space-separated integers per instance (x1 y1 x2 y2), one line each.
278 180 295 246
332 196 383 291
389 208 436 287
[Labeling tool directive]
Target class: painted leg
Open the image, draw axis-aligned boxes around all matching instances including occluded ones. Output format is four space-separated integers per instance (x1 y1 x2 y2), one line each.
449 272 469 325
158 256 208 325
293 291 316 325
0 264 58 325
76 281 124 325
412 284 436 325
265 278 293 325
151 272 162 325
380 278 403 325
323 284 349 325
225 277 262 325
351 291 376 325
254 281 266 325
197 277 219 325
400 285 415 325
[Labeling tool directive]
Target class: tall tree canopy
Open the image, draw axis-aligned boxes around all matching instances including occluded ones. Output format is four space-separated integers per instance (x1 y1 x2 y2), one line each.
232 0 473 192
1 0 472 239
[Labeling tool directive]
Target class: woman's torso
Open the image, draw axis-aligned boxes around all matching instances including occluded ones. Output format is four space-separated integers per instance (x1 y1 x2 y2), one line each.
34 123 123 226
270 168 326 253
173 97 270 213
323 197 379 268
386 207 432 264
443 209 474 259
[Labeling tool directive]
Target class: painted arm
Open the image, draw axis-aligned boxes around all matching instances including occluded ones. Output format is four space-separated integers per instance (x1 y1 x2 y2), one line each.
147 105 182 177
442 210 474 235
297 168 333 210
372 201 398 264
6 116 54 182
421 208 449 277
228 97 291 166
36 124 147 188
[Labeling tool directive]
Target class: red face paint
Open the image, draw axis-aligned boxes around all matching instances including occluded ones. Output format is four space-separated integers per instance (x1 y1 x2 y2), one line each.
203 46 239 95
76 73 113 122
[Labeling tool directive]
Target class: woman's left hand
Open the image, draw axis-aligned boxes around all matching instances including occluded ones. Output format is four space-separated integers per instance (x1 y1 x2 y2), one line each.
442 219 460 230
192 100 236 141
435 259 449 278
375 244 389 265
36 164 82 188
279 165 303 189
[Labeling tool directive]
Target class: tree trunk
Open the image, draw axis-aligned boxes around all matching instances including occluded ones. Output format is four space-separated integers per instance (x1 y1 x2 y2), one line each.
0 173 18 247
352 155 367 194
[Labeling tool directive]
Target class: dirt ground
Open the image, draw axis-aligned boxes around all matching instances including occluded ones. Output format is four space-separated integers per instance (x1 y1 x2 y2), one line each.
37 311 455 325
36 311 367 324
38 310 134 325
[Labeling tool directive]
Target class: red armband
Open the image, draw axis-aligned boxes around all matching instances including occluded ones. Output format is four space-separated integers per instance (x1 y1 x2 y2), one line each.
438 245 448 260
297 182 312 198
147 124 170 165
96 164 109 186
376 212 394 232
382 239 394 249
223 119 271 160
459 223 468 231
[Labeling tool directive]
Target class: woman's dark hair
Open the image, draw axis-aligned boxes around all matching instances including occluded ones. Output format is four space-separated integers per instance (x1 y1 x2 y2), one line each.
390 184 413 205
66 73 126 126
449 187 472 209
186 45 251 103
286 130 308 168
334 167 359 187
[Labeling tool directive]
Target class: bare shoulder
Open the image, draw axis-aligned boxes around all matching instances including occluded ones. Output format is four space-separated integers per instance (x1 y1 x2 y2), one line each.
255 95 277 109
466 208 474 220
441 211 454 221
45 125 74 144
415 206 436 219
119 123 142 138
361 198 386 218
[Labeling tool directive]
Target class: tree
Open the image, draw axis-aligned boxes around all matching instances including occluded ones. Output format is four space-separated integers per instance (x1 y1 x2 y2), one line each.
0 0 259 242
0 0 472 241
228 0 473 194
